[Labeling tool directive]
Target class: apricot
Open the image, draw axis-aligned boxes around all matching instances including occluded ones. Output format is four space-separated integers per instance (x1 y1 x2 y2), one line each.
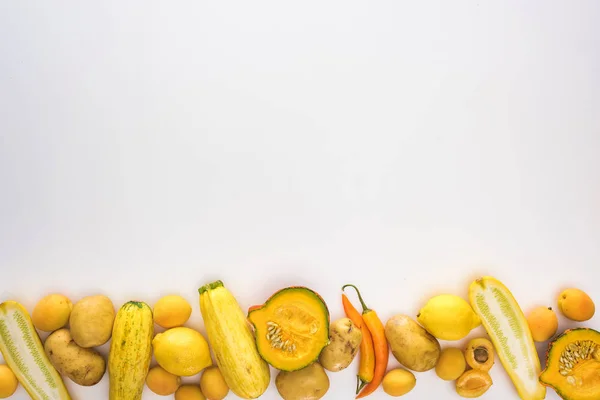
382 368 416 397
436 347 466 381
558 288 595 322
146 366 181 396
526 306 558 342
465 338 494 372
456 369 492 398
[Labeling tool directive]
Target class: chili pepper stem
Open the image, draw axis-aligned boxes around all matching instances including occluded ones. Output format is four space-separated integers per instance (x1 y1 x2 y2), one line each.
356 377 368 395
342 284 371 313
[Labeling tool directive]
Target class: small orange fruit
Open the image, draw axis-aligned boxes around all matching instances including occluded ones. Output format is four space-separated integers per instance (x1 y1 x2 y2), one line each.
456 369 492 398
526 306 558 342
0 364 18 398
31 294 73 332
558 288 595 322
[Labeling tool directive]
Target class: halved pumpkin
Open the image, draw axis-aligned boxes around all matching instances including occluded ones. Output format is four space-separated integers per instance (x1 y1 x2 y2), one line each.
248 287 330 372
539 328 600 400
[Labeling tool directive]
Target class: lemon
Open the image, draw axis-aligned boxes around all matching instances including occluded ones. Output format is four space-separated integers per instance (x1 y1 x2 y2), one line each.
417 294 480 341
153 327 212 376
0 364 18 398
153 295 192 328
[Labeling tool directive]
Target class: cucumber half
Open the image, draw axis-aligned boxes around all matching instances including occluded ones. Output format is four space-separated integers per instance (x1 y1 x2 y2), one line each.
469 277 546 400
0 301 71 400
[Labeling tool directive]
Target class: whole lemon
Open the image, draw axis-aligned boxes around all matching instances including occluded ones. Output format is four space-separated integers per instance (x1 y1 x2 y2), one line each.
153 295 192 329
146 365 181 395
417 294 480 341
153 327 212 376
200 367 229 400
31 294 73 332
175 385 206 400
382 368 416 397
0 364 18 398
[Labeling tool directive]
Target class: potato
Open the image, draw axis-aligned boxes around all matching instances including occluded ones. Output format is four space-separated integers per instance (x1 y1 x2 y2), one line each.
385 314 441 372
319 318 362 372
276 362 330 400
44 328 106 386
69 295 115 348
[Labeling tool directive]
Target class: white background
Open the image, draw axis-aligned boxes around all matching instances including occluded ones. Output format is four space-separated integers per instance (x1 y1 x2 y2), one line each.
1 1 599 399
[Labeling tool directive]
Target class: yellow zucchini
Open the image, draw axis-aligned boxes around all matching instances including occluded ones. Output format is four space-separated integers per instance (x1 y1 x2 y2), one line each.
469 277 546 400
108 301 153 400
0 300 71 400
199 281 270 399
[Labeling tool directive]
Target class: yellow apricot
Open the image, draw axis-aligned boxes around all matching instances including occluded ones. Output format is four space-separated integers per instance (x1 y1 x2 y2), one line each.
382 368 416 397
175 385 206 400
558 288 595 322
0 365 18 398
465 338 494 372
526 306 558 342
153 295 192 328
31 294 73 332
436 347 466 381
200 367 229 400
146 366 181 395
456 369 492 398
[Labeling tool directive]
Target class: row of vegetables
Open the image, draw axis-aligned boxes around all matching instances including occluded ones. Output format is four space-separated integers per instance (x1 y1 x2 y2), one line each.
0 276 597 399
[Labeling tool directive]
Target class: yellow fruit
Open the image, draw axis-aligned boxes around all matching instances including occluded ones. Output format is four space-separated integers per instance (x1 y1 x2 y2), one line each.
0 365 18 399
558 288 595 322
153 295 192 329
175 385 206 400
465 338 495 372
146 366 181 395
31 294 73 332
382 368 416 397
152 327 212 377
526 306 558 342
455 369 492 398
417 294 481 341
435 347 466 381
200 367 229 400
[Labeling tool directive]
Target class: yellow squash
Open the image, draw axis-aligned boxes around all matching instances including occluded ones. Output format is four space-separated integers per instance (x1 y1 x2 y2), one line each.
469 276 546 400
199 281 270 399
108 301 154 400
0 301 71 400
540 328 600 400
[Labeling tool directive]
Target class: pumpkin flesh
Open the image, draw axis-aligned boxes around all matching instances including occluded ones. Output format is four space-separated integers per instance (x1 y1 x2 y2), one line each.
248 287 330 372
539 328 600 400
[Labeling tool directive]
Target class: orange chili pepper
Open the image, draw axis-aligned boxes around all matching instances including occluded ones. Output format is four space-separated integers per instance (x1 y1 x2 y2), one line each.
343 284 389 399
342 293 375 393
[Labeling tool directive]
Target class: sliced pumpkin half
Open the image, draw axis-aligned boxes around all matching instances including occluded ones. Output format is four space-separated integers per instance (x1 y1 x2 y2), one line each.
248 287 330 371
540 328 600 400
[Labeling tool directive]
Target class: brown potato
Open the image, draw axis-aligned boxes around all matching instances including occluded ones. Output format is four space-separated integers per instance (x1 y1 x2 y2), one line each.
319 318 362 372
44 328 106 386
385 314 441 372
276 362 329 400
69 295 115 348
